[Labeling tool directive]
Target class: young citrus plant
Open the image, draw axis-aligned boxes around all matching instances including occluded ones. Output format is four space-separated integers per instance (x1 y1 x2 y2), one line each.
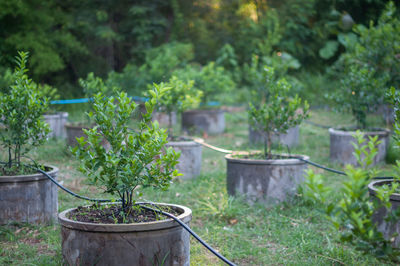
72 86 180 210
248 66 309 158
0 52 50 174
152 76 202 136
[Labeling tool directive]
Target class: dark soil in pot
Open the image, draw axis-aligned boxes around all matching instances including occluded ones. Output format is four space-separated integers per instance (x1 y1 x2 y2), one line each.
182 108 225 135
0 165 58 225
329 127 389 166
59 203 192 266
225 153 308 204
368 179 400 247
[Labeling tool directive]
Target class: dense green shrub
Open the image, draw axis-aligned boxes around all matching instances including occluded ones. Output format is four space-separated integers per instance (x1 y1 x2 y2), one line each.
0 52 49 174
173 62 235 105
72 87 180 210
303 131 400 260
331 1 399 115
152 76 202 135
248 67 309 158
330 66 387 129
107 42 194 96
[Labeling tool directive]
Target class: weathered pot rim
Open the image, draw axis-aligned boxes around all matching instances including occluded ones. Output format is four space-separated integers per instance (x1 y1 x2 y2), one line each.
368 179 400 202
166 137 203 147
183 108 224 114
58 202 192 232
329 127 390 137
0 165 58 183
43 112 69 117
225 153 309 165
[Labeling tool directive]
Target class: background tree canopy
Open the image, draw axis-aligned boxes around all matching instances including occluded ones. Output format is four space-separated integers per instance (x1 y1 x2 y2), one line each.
0 0 398 99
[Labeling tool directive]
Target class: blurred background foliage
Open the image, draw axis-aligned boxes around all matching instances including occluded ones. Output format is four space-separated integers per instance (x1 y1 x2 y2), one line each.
0 0 398 105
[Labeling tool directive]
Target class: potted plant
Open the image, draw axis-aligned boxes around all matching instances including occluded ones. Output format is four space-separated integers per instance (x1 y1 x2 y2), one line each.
41 85 69 139
225 69 309 204
304 131 400 258
152 76 203 179
329 66 390 165
65 73 112 148
367 86 400 249
174 62 235 134
59 87 192 265
0 52 58 224
244 58 302 147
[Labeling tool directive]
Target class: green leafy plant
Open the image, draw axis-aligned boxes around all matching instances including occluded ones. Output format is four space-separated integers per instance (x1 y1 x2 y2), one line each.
330 65 387 129
77 72 115 125
152 76 202 136
173 62 235 106
248 66 309 158
303 131 400 259
330 2 399 124
0 52 50 174
72 86 180 211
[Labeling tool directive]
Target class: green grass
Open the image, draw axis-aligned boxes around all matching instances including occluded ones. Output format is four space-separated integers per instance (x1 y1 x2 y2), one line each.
0 108 398 265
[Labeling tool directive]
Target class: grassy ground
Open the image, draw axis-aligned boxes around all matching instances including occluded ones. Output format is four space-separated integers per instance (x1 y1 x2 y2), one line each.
0 107 397 265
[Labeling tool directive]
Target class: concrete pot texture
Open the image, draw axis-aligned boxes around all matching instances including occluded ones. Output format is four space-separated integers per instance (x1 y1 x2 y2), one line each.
182 109 225 135
59 203 192 266
0 166 58 225
44 112 68 139
225 153 309 204
65 124 110 150
153 111 177 128
329 128 390 166
368 180 400 247
166 139 202 180
248 125 300 147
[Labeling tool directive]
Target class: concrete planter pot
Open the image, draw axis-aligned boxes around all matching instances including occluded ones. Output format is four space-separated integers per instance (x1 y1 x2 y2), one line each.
329 128 390 166
44 112 68 139
166 139 202 179
153 111 177 128
368 180 400 247
0 166 58 225
225 154 309 204
59 203 192 266
248 125 300 147
65 124 110 150
182 109 225 134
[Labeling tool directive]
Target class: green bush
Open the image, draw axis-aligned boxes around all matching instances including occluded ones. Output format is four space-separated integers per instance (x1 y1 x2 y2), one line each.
72 86 180 210
248 66 309 158
303 132 400 260
330 66 386 129
0 52 50 174
151 76 202 135
173 62 235 105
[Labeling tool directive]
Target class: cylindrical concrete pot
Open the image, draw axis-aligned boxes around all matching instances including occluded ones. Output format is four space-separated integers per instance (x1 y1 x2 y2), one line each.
44 112 69 139
59 203 192 266
153 111 177 128
0 166 58 225
65 124 110 150
225 154 309 204
248 125 300 147
166 139 202 179
329 128 390 166
182 109 225 135
368 179 400 247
